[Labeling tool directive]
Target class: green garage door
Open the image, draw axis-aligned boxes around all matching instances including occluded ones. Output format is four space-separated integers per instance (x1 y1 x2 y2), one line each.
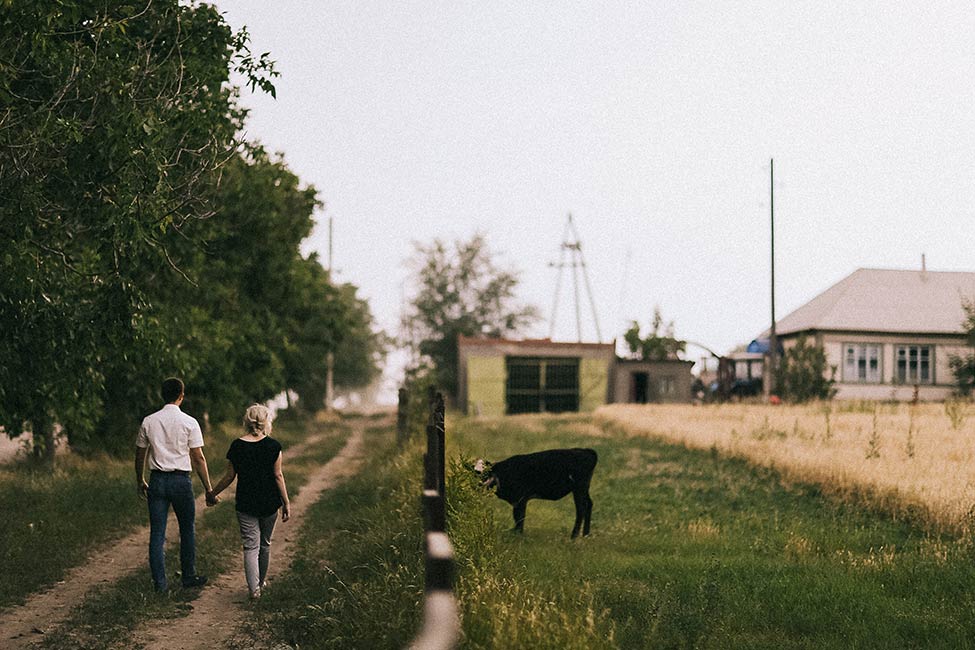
505 356 580 414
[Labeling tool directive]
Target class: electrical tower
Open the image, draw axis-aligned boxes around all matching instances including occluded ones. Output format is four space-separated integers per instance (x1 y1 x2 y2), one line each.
549 214 602 343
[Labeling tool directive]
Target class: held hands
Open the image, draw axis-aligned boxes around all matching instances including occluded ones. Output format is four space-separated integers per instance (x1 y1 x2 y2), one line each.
281 503 291 522
137 479 149 500
205 490 220 507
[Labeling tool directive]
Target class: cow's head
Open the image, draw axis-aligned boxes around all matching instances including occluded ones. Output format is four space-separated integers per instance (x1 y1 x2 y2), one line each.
472 458 498 489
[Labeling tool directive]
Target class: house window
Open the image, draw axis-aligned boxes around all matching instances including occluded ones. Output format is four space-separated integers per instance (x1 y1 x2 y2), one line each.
659 377 676 396
895 345 932 384
843 344 881 383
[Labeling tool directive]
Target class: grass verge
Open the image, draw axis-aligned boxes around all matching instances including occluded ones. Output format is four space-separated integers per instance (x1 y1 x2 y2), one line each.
242 418 614 649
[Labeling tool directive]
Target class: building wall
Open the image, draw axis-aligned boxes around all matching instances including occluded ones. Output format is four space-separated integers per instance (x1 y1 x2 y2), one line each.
465 355 506 416
781 331 968 401
610 360 695 403
579 357 610 412
458 338 615 416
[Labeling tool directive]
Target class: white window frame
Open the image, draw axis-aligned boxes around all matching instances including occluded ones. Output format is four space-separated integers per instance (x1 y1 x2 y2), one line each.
894 344 933 385
843 343 881 384
659 376 676 396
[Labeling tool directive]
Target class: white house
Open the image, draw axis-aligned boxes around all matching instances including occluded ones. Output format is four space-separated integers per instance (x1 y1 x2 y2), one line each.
771 268 975 401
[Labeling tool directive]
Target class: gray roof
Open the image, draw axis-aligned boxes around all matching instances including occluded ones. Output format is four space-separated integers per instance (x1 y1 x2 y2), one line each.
773 268 975 336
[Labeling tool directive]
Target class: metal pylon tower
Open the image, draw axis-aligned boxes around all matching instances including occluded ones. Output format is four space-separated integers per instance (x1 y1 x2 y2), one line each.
549 214 602 343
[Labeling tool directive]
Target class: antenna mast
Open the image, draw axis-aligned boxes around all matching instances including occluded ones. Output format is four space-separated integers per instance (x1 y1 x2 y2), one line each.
549 214 603 342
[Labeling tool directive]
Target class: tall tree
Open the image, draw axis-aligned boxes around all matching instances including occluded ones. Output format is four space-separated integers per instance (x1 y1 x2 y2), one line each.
333 283 388 391
0 2 275 458
401 234 538 398
1 3 383 459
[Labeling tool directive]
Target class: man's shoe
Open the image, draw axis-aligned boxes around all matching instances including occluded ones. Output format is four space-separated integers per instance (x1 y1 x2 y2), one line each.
182 575 208 588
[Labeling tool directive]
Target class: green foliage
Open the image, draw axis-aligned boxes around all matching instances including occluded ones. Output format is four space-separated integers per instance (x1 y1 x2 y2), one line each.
332 283 389 391
776 335 837 403
401 234 539 398
0 1 254 447
948 299 975 396
0 3 383 454
622 307 686 361
400 364 439 442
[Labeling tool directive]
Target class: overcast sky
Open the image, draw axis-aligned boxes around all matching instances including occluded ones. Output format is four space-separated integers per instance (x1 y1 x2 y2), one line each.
216 1 975 367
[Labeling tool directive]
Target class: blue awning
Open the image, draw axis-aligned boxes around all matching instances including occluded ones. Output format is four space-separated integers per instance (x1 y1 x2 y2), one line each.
746 338 784 354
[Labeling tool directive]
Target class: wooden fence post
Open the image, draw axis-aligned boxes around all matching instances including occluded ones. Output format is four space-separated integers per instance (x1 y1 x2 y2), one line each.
409 386 458 650
408 532 459 650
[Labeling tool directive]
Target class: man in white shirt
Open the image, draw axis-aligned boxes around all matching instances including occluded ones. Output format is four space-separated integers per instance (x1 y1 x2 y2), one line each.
135 377 216 592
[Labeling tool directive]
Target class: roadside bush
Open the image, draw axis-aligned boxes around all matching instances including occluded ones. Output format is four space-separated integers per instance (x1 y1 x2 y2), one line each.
776 335 836 402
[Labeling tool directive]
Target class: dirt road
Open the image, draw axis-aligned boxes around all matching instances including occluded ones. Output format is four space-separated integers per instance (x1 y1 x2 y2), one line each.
0 424 357 649
133 423 366 649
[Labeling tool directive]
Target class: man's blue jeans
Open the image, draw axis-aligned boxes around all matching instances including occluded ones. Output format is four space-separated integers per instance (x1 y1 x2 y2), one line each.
147 471 196 591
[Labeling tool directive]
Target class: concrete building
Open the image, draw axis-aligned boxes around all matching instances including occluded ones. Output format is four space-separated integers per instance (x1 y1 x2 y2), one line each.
771 268 975 401
613 359 695 403
457 336 694 416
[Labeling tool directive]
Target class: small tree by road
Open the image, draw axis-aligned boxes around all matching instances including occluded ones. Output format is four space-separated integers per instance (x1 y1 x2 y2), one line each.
401 234 539 399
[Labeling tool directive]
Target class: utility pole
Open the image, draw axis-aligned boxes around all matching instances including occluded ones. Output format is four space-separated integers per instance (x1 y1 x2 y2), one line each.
325 214 335 411
767 159 777 399
549 214 603 343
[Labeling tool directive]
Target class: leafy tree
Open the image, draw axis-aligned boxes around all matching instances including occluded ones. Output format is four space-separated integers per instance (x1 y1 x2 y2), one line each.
776 335 836 402
0 2 279 461
1 2 382 460
278 256 347 413
623 307 686 361
401 234 539 399
948 299 975 397
333 283 389 391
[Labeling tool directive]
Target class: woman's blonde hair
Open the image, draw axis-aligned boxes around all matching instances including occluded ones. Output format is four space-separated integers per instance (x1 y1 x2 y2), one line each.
243 404 273 436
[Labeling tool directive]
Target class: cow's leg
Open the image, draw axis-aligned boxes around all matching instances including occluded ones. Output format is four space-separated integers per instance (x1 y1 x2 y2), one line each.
582 492 593 536
571 489 586 538
512 499 527 533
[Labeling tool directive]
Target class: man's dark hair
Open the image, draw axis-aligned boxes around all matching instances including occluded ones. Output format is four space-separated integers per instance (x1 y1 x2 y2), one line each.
161 377 184 403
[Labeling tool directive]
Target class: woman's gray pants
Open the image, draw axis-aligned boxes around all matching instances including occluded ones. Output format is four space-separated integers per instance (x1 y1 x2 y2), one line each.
236 510 278 593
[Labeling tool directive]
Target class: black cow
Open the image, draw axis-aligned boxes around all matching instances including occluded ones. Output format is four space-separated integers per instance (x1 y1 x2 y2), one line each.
474 448 597 538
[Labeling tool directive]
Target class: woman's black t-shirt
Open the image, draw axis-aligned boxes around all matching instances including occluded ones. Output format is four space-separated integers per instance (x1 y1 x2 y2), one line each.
226 436 283 517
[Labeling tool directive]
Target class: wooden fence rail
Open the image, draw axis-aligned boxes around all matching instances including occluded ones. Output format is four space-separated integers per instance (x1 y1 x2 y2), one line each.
406 388 459 650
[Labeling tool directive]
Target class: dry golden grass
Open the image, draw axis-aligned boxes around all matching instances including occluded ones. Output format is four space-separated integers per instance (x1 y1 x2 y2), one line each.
596 401 975 533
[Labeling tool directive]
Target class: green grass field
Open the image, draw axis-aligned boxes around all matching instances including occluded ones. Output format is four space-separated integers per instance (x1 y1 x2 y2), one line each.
8 411 975 649
248 413 975 649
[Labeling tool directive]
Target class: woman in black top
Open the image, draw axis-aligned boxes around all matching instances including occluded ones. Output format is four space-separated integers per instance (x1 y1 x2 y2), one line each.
211 404 291 599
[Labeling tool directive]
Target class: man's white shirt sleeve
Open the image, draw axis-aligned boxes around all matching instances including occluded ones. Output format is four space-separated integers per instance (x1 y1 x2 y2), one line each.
188 418 204 449
136 418 150 448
